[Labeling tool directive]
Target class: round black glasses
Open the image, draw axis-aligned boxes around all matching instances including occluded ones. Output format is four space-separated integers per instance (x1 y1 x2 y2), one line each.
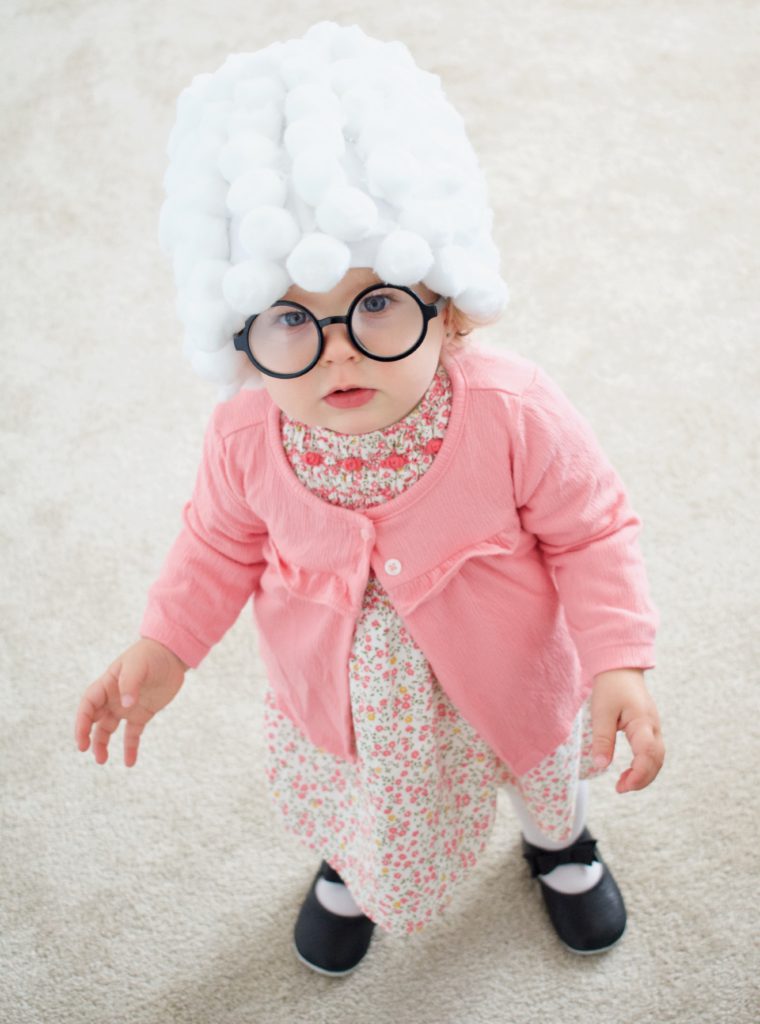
233 282 447 380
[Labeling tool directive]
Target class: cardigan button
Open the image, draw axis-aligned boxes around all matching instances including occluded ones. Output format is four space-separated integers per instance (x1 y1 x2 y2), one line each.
384 558 402 576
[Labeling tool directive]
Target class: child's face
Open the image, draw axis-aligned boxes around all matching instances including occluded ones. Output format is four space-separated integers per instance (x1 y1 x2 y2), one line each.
258 268 448 435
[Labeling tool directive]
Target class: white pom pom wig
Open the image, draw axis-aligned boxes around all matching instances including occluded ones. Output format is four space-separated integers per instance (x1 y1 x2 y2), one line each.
160 20 509 400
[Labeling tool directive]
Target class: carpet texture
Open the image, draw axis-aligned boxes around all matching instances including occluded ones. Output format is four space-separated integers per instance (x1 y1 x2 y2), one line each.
2 2 758 1022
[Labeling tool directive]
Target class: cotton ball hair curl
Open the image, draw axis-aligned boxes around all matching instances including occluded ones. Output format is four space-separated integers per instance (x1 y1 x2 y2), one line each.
160 20 509 400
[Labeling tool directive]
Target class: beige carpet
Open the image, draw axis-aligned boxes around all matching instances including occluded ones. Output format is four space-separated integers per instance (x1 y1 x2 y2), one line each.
2 2 758 1022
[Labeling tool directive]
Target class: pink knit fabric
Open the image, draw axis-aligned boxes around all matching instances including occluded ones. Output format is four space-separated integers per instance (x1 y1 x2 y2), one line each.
140 343 658 776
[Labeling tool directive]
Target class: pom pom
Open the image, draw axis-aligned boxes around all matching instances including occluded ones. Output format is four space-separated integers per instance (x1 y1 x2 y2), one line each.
162 210 229 263
199 100 232 138
172 86 205 140
340 87 383 139
448 197 485 244
222 259 290 314
238 205 301 259
328 58 366 96
423 244 472 297
226 102 283 142
426 159 468 199
373 230 433 286
191 343 249 385
220 52 269 84
315 186 378 241
452 266 510 321
177 261 239 350
163 155 205 198
381 40 416 70
199 68 235 103
282 191 317 236
169 173 228 217
233 76 286 107
284 82 343 124
178 259 229 312
286 233 351 291
168 132 220 181
291 147 347 206
365 146 421 205
173 248 200 290
187 72 214 102
229 52 280 83
217 133 280 182
347 235 381 269
161 21 511 399
278 39 329 89
330 24 374 60
182 298 237 351
355 112 405 162
284 117 345 159
399 199 456 248
186 258 230 299
226 168 287 215
302 20 343 52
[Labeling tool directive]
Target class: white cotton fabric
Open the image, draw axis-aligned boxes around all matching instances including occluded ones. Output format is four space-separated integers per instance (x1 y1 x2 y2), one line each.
158 20 509 399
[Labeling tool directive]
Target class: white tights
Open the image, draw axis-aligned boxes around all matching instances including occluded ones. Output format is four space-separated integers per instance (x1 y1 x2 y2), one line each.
315 874 366 916
315 779 603 916
506 779 603 894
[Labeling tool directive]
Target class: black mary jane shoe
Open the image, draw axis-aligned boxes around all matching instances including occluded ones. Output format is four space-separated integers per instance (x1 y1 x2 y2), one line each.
521 827 627 954
293 860 376 977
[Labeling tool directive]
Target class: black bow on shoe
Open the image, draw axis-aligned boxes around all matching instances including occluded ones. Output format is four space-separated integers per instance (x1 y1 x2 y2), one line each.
522 835 599 878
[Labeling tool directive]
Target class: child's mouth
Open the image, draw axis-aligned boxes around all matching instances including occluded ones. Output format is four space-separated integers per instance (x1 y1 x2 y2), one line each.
324 388 376 409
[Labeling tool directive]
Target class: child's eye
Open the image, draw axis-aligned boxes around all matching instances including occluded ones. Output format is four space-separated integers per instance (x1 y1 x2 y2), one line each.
360 293 393 314
277 310 309 328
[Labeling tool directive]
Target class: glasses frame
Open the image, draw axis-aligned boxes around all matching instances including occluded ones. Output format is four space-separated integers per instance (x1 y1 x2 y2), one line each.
233 282 447 380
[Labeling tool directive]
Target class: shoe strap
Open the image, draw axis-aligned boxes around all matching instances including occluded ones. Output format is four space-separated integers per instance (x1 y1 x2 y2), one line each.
522 836 599 878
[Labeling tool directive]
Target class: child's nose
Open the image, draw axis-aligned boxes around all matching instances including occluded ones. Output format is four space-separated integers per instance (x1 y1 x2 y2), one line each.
319 323 361 365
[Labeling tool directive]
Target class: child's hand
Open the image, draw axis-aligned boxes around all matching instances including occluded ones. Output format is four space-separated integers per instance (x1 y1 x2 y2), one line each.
74 638 188 767
591 668 665 793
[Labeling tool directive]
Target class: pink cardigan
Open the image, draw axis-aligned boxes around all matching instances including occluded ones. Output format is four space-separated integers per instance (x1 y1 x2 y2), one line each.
140 344 658 776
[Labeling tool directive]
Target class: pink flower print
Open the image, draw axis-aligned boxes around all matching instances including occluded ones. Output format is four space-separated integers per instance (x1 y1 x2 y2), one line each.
342 456 365 471
423 438 443 456
381 453 408 470
303 451 323 466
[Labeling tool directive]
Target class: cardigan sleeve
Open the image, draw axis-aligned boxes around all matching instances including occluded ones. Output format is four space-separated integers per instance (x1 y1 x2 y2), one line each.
139 414 268 669
511 365 659 682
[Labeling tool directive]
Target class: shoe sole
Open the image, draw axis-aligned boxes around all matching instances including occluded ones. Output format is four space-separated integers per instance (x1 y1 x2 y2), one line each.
293 939 365 977
559 921 627 955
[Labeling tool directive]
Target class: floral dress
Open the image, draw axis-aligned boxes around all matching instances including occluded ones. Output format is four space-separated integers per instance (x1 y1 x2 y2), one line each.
262 362 607 936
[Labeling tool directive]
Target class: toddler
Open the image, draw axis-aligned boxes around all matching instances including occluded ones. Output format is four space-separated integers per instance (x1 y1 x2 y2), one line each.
74 21 664 975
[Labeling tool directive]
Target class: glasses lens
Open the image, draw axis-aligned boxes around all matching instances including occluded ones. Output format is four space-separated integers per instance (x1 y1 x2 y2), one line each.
248 304 320 376
350 286 424 357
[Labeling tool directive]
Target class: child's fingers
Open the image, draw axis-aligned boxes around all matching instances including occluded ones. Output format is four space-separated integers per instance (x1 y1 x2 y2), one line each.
123 719 146 768
74 668 119 751
616 751 658 792
618 717 665 792
91 711 121 765
75 695 96 752
590 697 619 769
